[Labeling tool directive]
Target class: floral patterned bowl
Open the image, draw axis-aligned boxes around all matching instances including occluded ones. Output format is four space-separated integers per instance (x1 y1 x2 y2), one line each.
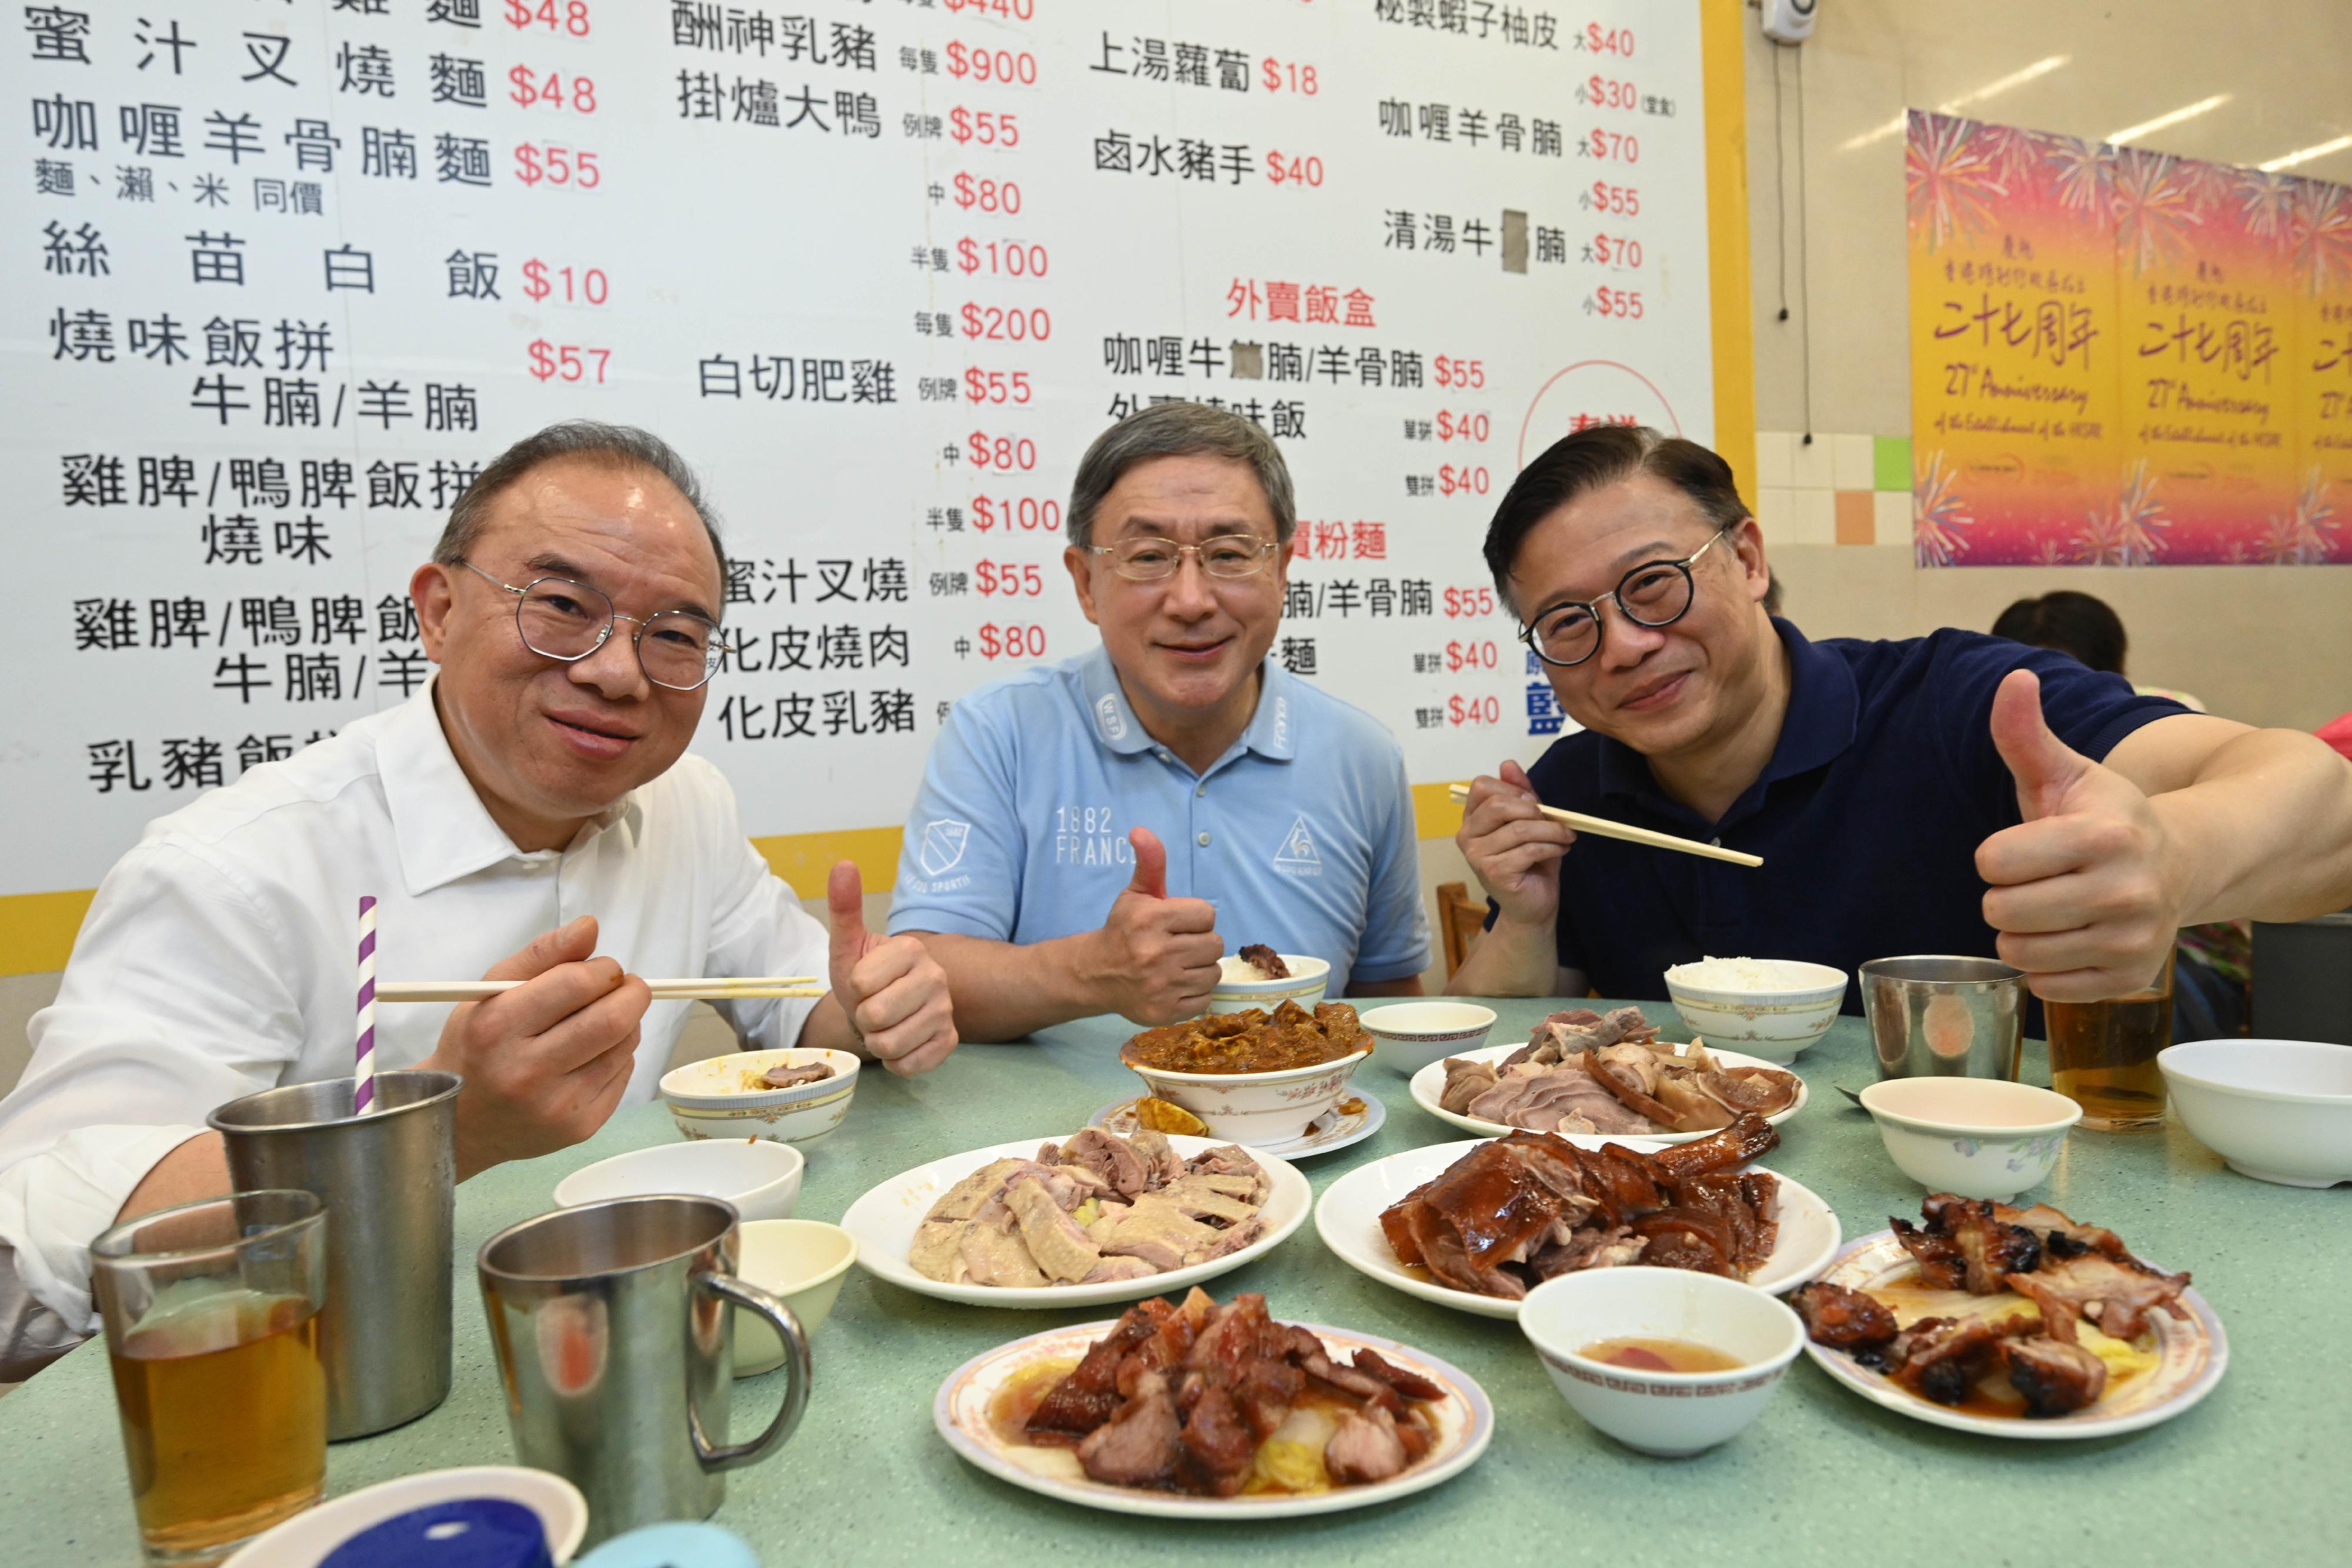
1857 1076 2081 1200
1663 959 1848 1062
659 1048 863 1146
1122 1048 1372 1146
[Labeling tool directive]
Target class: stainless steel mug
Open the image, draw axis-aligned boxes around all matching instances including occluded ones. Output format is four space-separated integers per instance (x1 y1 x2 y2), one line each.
476 1195 809 1546
1861 956 2026 1081
209 1068 460 1439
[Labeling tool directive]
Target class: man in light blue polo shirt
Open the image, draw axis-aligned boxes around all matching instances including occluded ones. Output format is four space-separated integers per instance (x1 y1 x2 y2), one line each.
890 403 1431 1041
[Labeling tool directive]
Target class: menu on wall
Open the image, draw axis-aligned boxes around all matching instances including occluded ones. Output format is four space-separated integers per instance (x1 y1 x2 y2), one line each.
5 0 1722 903
1906 108 2352 567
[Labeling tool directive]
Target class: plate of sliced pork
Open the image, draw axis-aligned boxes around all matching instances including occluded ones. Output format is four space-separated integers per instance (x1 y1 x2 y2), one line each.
933 1288 1492 1518
1408 1007 1809 1145
1315 1114 1842 1319
841 1129 1312 1308
1791 1195 2226 1439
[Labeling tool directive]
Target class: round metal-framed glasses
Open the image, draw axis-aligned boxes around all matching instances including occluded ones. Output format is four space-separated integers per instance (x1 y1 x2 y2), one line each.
456 558 723 692
1084 534 1281 582
1518 523 1738 668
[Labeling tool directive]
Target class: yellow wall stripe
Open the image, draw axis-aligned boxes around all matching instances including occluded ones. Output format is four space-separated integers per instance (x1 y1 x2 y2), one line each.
0 783 1481 976
1702 0 1758 497
0 890 98 977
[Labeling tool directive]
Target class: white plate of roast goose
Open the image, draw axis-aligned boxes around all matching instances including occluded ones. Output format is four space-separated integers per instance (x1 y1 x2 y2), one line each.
1314 1113 1842 1320
1790 1194 2226 1439
841 1129 1311 1308
934 1288 1492 1519
1408 1005 1809 1145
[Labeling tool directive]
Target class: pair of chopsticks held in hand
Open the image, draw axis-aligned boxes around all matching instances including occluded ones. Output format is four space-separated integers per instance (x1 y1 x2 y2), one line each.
376 975 823 1004
1446 782 1763 868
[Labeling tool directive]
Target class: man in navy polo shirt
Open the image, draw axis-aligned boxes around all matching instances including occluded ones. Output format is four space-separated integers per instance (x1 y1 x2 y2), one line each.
890 403 1432 1041
1449 424 2352 1010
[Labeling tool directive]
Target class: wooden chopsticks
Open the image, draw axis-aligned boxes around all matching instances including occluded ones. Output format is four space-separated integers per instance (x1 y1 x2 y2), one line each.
377 977 824 1003
1446 783 1763 868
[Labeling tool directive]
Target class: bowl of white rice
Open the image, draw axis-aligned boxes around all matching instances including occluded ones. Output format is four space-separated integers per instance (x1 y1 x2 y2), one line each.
1662 957 1847 1062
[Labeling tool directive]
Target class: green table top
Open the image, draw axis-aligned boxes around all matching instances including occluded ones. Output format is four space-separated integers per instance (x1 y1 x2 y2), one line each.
5 1003 2343 1565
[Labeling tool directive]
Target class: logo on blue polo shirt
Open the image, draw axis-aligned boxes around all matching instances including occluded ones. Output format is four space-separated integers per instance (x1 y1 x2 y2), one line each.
917 819 971 877
1093 693 1128 743
1272 815 1322 877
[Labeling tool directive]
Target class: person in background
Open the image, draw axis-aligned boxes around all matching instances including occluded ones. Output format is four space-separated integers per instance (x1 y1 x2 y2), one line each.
889 402 1431 1041
1448 423 2352 1017
0 422 957 1379
1992 590 2244 1038
1992 590 2207 711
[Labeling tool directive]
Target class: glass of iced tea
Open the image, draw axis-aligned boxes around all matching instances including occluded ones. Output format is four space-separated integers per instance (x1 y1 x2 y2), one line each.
90 1189 328 1567
2046 948 2176 1132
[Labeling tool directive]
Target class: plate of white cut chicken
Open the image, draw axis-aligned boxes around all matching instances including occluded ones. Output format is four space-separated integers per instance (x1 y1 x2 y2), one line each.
1791 1194 2226 1439
841 1129 1312 1308
1408 1005 1808 1145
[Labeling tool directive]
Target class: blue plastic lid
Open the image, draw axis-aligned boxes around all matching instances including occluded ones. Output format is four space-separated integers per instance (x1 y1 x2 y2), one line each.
322 1497 553 1568
574 1522 762 1568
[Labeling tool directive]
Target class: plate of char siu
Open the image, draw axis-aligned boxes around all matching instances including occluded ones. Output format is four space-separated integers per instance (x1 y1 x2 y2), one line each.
1409 1007 1809 1145
934 1288 1492 1517
1791 1195 2226 1438
1315 1114 1843 1319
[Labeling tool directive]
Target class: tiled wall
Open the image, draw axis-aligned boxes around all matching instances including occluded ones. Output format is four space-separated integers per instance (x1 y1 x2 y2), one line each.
1750 431 1912 549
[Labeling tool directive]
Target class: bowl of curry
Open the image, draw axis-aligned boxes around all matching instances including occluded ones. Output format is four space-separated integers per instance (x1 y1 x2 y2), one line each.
1120 1001 1374 1146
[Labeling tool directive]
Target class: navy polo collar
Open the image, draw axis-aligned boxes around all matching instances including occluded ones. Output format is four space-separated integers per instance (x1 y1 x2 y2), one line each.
1593 617 1860 828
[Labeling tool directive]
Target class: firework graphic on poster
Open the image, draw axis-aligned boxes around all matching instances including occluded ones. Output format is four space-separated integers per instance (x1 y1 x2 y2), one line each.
1913 450 1973 567
2260 471 2339 565
2236 169 2300 250
2111 148 2204 275
1905 111 2006 253
2074 460 2169 566
2045 134 2112 218
2294 180 2352 295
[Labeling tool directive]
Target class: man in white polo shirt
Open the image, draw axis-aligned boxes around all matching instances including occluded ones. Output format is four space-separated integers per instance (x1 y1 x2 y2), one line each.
890 403 1432 1040
0 421 956 1376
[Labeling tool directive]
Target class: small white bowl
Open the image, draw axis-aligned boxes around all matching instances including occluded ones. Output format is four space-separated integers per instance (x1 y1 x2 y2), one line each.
2159 1038 2352 1188
222 1466 588 1566
1204 954 1331 1016
1358 1002 1498 1076
1120 1048 1371 1146
1664 958 1848 1062
1519 1268 1804 1457
731 1219 858 1376
553 1138 804 1222
1858 1076 2080 1200
660 1048 863 1146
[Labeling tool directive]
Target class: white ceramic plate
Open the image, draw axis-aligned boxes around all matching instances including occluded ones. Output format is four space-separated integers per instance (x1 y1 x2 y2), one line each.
1314 1137 1842 1320
222 1466 588 1567
841 1134 1311 1308
1090 1092 1385 1159
1800 1231 2228 1440
1408 1040 1809 1145
934 1316 1492 1519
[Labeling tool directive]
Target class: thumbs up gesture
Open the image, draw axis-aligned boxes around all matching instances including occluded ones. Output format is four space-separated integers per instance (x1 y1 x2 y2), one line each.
1975 669 2184 1001
825 860 959 1075
1086 828 1224 1025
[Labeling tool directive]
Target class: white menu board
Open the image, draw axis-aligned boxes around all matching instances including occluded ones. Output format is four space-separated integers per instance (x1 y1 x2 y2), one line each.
3 0 1722 901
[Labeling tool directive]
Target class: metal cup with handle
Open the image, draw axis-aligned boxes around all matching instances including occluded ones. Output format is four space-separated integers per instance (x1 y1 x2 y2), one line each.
1860 955 2027 1082
208 1068 461 1439
476 1194 810 1546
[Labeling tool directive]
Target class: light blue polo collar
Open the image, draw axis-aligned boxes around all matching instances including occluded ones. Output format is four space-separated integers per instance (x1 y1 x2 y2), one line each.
1074 645 1299 767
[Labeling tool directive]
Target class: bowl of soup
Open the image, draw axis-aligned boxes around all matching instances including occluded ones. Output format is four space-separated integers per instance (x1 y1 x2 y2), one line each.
1518 1267 1804 1456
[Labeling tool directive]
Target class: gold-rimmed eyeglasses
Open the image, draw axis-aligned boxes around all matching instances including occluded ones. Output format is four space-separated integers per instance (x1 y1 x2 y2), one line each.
1083 534 1282 582
1518 523 1739 668
455 558 723 692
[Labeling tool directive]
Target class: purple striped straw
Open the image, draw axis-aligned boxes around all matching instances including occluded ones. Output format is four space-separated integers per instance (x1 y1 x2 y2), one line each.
355 895 379 1115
